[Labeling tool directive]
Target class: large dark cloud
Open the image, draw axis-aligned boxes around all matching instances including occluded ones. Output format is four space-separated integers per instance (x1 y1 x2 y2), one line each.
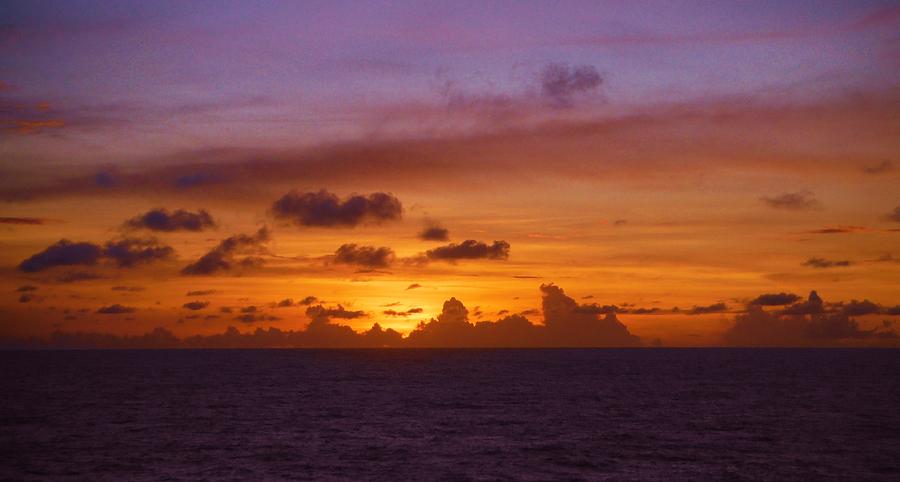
181 227 269 275
760 191 822 211
271 190 402 228
124 208 215 232
425 240 510 262
540 63 603 107
333 244 395 268
18 240 103 272
18 238 173 272
749 293 802 306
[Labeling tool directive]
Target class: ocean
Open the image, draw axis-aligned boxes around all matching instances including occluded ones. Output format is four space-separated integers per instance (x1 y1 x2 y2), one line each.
2 349 899 480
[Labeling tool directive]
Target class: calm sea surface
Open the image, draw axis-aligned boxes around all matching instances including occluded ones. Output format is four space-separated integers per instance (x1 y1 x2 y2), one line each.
2 349 899 481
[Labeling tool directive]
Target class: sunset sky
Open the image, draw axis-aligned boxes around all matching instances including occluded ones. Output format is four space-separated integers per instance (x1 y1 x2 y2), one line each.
1 0 898 347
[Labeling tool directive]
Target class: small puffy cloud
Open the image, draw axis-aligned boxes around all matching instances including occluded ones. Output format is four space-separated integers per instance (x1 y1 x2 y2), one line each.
271 190 402 228
419 225 449 241
18 294 35 303
124 208 216 232
760 191 822 211
425 240 510 262
839 300 881 316
97 304 136 314
884 206 900 223
540 63 603 107
687 303 728 315
406 283 422 290
181 227 269 275
305 304 367 323
18 240 103 272
749 293 801 306
183 301 210 311
333 244 395 268
276 298 294 307
803 257 852 269
16 285 38 292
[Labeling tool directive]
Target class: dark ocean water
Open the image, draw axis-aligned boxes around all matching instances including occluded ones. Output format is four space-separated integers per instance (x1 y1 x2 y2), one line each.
2 349 899 481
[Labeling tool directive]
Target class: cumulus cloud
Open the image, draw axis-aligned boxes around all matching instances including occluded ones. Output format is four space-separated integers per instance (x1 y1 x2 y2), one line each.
124 208 216 232
276 298 295 307
425 240 510 262
540 63 603 107
183 301 209 311
782 290 825 316
749 293 801 306
305 304 367 323
181 227 270 275
803 257 852 268
333 244 395 268
96 304 136 314
271 190 402 228
760 191 822 211
419 225 449 241
298 296 318 305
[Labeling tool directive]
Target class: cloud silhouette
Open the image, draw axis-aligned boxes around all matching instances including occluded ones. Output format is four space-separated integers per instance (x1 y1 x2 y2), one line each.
803 257 852 268
96 304 136 314
18 240 103 272
540 63 603 107
183 301 209 311
298 296 318 305
687 302 728 315
0 217 47 225
16 285 38 292
419 225 449 241
271 190 402 228
885 206 900 223
405 283 422 290
181 227 269 275
124 208 215 232
383 308 423 317
111 285 144 292
333 244 395 268
749 293 801 306
186 289 218 296
760 191 822 211
425 240 510 262
102 238 174 268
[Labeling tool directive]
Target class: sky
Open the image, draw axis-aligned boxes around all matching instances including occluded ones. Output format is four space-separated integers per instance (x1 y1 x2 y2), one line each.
1 0 899 347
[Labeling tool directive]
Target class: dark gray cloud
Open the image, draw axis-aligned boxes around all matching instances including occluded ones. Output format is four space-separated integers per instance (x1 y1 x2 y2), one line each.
124 208 216 232
540 63 603 107
181 227 269 275
383 308 423 317
425 240 510 262
186 289 219 296
419 225 449 241
298 296 318 305
271 190 402 228
862 160 893 174
16 285 38 292
687 303 728 315
18 237 173 272
406 283 422 290
276 298 294 307
333 244 395 268
102 238 174 268
885 206 900 222
305 304 367 322
838 299 881 316
749 292 802 306
803 257 852 268
0 217 47 225
183 301 209 311
18 240 103 272
111 285 144 292
234 314 280 324
760 191 822 211
96 304 136 314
